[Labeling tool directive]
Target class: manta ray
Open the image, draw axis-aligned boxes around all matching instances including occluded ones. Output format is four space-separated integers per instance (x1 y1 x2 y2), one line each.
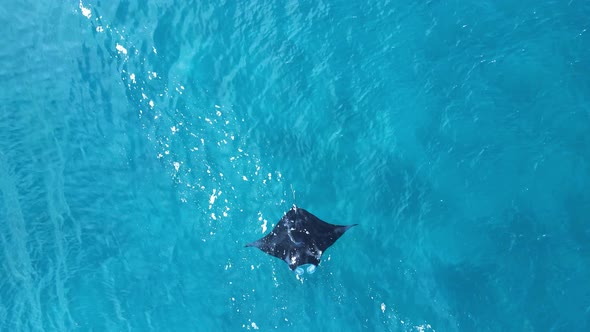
245 205 357 274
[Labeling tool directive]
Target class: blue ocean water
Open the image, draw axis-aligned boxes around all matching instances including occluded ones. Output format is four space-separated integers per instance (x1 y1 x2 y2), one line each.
1 0 589 330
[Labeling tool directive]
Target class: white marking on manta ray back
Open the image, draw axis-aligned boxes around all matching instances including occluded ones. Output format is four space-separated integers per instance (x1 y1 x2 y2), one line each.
287 227 301 244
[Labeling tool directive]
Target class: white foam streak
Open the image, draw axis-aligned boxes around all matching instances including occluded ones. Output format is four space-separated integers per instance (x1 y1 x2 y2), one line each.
79 1 91 19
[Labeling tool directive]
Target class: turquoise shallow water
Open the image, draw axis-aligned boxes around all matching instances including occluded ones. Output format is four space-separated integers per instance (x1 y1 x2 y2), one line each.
1 0 589 331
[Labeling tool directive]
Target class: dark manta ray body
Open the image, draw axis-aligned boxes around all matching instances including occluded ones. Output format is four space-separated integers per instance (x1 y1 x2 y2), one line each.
246 205 357 272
